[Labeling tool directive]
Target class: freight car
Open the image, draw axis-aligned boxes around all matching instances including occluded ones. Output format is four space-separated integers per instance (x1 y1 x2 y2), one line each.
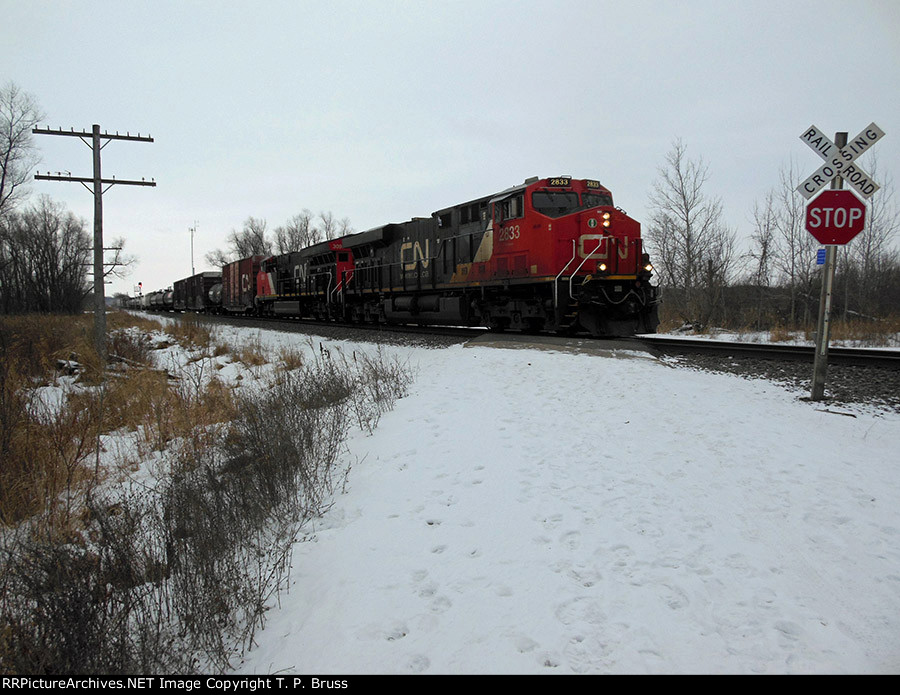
252 176 658 336
221 256 266 314
147 289 173 311
173 271 223 312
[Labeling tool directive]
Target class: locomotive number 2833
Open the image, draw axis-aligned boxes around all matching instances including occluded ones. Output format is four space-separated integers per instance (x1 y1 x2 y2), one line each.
498 225 521 242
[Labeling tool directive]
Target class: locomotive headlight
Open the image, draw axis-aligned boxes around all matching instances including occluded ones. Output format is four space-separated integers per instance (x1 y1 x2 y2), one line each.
602 212 611 228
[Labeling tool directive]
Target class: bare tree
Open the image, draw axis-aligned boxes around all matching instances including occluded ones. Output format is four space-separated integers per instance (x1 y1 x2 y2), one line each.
317 212 353 241
274 210 317 253
204 247 231 269
205 216 272 266
336 216 353 238
318 211 338 241
771 159 818 325
102 235 137 283
747 191 778 328
231 216 270 256
0 82 44 220
646 139 736 328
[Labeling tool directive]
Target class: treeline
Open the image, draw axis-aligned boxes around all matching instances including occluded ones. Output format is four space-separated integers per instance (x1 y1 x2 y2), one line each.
0 198 90 313
646 140 900 331
203 211 353 268
0 83 93 314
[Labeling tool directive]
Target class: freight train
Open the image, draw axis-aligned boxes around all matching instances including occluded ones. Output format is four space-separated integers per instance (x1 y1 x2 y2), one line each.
136 176 660 336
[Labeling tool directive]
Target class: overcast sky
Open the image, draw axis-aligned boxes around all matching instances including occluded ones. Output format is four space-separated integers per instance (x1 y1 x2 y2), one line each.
3 0 899 296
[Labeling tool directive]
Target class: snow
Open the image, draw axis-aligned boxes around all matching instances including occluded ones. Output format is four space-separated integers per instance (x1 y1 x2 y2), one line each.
197 327 900 675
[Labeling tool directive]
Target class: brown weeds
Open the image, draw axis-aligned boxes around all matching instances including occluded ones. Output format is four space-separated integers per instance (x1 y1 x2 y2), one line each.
166 313 213 350
0 314 415 674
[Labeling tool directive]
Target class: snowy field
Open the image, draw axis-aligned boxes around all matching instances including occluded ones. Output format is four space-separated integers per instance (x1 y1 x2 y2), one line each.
166 324 900 676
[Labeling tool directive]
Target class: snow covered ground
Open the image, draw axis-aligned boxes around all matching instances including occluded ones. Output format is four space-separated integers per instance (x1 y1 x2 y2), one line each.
197 325 900 675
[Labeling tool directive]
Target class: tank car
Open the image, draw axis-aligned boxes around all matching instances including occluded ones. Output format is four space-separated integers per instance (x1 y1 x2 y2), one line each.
207 282 223 313
254 176 658 336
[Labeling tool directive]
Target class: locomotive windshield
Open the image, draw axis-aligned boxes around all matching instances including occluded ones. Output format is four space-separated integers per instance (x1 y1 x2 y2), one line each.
532 190 614 218
532 191 579 217
582 192 614 208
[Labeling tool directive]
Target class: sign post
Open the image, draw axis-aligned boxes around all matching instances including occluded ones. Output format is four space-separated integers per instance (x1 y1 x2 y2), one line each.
809 133 845 401
799 124 884 400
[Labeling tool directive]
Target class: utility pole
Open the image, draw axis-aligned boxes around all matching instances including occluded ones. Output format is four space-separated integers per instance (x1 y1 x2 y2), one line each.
33 124 155 364
189 221 198 275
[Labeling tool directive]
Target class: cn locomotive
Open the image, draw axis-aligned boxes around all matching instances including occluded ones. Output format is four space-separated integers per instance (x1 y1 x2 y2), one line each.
146 176 660 336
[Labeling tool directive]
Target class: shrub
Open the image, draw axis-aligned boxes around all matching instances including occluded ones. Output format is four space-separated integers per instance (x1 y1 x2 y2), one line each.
0 321 415 674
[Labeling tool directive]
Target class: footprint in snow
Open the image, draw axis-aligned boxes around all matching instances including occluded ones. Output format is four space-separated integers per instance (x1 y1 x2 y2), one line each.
404 654 430 673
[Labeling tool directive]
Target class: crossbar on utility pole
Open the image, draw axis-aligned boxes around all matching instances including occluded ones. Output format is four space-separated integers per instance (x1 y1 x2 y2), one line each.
810 131 847 401
33 124 155 364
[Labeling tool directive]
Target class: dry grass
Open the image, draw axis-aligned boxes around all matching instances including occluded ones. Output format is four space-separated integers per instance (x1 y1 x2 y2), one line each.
277 344 305 372
0 314 101 382
828 316 900 346
108 311 163 335
236 337 267 368
0 359 103 526
166 313 213 350
655 302 684 334
768 324 795 342
0 312 238 524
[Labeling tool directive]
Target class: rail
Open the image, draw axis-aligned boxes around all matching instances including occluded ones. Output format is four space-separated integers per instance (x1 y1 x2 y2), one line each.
634 335 900 369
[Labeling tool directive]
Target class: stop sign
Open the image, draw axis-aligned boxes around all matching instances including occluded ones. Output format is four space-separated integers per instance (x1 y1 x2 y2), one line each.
805 189 867 245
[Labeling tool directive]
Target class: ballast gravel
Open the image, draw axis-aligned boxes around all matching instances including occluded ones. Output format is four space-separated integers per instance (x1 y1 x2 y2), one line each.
669 353 900 414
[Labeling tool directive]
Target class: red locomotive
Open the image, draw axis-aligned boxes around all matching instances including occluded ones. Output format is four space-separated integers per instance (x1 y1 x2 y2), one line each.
251 176 658 335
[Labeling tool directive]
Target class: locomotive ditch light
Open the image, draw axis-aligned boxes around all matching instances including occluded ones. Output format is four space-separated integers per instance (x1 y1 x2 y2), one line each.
644 263 653 272
598 263 608 272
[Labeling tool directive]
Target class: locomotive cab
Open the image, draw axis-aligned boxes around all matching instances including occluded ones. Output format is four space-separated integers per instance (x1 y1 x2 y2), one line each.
497 176 659 335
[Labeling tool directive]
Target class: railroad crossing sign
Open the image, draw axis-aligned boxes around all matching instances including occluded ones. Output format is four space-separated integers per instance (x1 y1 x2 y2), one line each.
805 189 866 245
796 123 886 402
797 123 884 200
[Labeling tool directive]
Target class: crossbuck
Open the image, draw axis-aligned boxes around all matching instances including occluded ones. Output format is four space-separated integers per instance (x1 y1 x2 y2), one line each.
797 123 884 200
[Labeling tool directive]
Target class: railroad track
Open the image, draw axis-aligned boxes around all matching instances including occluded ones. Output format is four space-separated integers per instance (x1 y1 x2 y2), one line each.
166 311 488 343
151 310 900 369
633 334 900 369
